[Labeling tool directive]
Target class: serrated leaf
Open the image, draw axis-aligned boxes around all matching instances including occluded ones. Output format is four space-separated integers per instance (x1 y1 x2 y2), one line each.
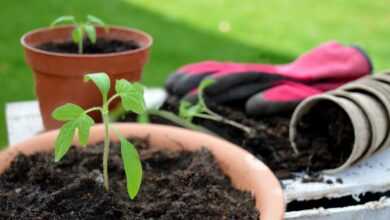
120 137 142 199
55 121 77 162
77 114 94 146
52 103 84 121
72 26 83 43
115 79 130 94
199 78 216 91
86 15 106 26
50 16 76 27
84 73 111 99
83 24 96 43
115 80 145 114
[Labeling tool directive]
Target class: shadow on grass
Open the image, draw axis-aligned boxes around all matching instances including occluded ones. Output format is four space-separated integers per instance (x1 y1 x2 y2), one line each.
114 1 294 85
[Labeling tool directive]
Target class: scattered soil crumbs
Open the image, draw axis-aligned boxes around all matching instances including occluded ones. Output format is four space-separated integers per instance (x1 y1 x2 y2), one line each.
0 141 259 219
37 38 140 54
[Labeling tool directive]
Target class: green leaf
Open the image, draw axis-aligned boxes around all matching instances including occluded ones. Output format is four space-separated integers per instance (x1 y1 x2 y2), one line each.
50 16 76 27
86 15 106 27
83 24 96 43
179 100 191 119
199 78 216 91
72 26 83 43
77 114 94 146
84 73 111 99
52 103 84 121
179 100 204 122
115 80 146 114
120 137 142 199
52 104 94 149
54 121 77 162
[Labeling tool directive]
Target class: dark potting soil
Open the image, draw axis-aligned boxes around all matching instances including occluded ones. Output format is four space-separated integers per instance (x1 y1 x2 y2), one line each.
121 96 353 179
37 38 140 54
294 100 354 171
0 141 259 219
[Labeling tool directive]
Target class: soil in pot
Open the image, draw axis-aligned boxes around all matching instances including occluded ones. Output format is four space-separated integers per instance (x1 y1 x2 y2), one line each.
294 100 354 170
37 38 140 54
121 96 352 179
0 140 259 219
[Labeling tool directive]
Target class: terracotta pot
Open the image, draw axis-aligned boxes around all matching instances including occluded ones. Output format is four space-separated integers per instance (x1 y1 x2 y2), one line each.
0 123 284 220
290 94 371 174
21 26 153 130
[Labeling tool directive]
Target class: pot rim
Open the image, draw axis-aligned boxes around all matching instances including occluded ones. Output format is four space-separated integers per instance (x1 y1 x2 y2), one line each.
0 123 284 220
20 25 153 58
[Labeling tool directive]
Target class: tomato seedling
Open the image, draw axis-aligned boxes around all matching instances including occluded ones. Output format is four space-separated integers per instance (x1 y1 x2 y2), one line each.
51 15 107 54
52 72 145 199
179 79 254 135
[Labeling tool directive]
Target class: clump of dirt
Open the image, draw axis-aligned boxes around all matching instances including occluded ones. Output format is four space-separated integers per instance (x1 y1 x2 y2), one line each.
0 140 259 219
37 38 140 54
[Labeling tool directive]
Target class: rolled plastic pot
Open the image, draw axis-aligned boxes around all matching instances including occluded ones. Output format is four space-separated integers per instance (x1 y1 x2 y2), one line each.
373 71 390 82
341 79 390 154
21 26 153 130
0 123 284 220
373 72 390 87
332 89 388 159
290 94 371 174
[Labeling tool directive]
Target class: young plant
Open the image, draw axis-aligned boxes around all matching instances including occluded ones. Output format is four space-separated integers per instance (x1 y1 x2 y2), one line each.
179 78 254 135
109 79 251 136
51 15 107 54
52 72 145 199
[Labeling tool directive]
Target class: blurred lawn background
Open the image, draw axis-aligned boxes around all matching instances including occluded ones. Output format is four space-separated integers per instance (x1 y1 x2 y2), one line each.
0 0 389 147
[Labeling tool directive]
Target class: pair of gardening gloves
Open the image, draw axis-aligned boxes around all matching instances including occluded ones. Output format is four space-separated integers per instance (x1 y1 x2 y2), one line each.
165 41 372 116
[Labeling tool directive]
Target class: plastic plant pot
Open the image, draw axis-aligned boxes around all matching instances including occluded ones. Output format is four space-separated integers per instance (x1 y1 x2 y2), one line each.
21 26 153 130
290 94 371 174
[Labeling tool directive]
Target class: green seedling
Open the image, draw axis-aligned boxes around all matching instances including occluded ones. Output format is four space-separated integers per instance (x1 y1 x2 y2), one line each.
109 79 250 137
52 72 145 200
51 15 108 54
179 78 254 135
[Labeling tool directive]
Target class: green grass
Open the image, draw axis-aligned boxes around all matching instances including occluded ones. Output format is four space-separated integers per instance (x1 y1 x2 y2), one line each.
0 0 389 148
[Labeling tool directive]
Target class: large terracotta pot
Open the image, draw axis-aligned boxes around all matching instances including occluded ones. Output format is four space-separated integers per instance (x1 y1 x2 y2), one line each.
0 123 284 220
21 26 153 130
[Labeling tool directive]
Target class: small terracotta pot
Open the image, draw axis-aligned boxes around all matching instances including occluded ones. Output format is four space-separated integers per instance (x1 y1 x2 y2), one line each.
21 26 153 130
0 123 284 220
290 94 371 174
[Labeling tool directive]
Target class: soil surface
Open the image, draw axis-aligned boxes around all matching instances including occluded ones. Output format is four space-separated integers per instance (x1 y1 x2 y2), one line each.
294 100 354 170
0 141 259 219
37 38 140 54
122 96 353 179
